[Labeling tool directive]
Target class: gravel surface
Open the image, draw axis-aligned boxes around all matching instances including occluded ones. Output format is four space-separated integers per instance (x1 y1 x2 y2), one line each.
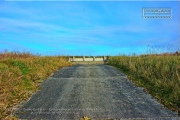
14 65 179 120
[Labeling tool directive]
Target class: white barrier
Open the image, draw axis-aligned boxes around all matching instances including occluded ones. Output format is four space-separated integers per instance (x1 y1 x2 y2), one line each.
69 56 108 62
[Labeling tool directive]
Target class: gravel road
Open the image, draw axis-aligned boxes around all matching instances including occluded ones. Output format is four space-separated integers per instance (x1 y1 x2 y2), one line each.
14 65 179 120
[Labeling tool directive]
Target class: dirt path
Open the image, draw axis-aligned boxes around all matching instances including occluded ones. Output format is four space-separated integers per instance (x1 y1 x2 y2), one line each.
14 65 179 119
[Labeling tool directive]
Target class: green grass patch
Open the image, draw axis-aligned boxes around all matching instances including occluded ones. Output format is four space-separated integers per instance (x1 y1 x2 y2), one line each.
4 59 29 75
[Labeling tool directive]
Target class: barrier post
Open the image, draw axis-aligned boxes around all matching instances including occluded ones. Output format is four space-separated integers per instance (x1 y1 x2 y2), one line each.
83 56 85 61
93 56 95 61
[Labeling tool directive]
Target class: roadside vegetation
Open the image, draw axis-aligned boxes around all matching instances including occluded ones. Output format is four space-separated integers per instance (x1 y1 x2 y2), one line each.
1 50 179 119
107 53 180 114
0 51 72 119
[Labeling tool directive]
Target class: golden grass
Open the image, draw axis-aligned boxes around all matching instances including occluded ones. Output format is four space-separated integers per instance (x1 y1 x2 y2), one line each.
107 54 180 114
80 116 91 120
0 52 72 119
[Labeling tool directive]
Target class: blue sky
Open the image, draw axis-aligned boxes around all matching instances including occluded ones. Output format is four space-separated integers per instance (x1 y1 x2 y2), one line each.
0 1 179 56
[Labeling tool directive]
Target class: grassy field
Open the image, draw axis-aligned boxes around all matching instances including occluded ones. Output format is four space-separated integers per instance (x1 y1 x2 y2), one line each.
107 54 180 114
1 51 179 118
0 52 72 119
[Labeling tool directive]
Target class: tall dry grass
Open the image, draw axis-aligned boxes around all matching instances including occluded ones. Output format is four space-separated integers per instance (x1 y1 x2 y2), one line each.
0 52 72 119
107 54 180 113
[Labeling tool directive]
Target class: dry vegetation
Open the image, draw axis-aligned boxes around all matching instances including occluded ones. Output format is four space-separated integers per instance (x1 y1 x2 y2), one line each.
0 52 72 119
107 53 180 114
1 50 179 119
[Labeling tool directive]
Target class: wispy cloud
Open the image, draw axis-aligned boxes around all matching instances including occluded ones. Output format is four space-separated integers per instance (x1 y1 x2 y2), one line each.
0 1 179 55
